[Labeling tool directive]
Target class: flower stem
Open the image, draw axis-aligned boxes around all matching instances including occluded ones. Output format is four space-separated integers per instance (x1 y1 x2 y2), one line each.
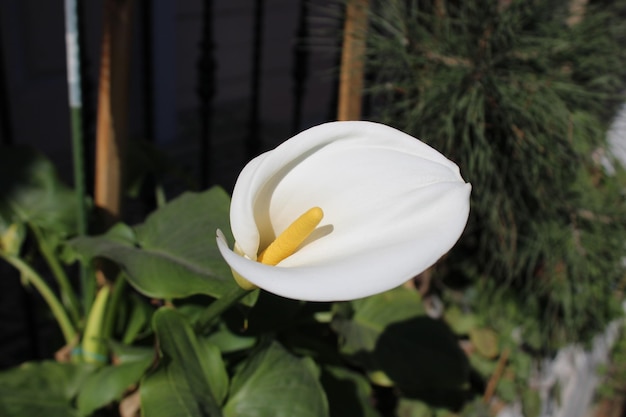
2 254 77 344
30 224 82 326
195 286 252 334
64 0 92 315
102 273 127 343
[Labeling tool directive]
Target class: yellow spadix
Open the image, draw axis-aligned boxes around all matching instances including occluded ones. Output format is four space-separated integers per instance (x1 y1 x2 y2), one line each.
257 207 324 266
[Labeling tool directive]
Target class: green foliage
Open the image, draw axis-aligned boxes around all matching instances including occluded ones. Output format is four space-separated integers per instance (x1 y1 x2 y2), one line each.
141 308 227 416
223 341 329 417
332 288 470 407
69 188 255 304
321 366 382 417
0 146 79 239
0 148 486 415
0 146 82 339
597 327 626 402
76 356 153 416
0 361 94 417
365 0 626 346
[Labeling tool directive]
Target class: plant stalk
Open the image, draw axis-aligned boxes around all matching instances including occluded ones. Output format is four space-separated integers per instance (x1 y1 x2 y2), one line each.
101 274 127 343
2 254 77 344
30 224 82 326
195 286 252 333
64 0 92 312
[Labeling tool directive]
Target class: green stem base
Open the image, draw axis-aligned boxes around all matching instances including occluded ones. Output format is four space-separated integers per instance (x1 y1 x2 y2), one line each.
195 286 252 334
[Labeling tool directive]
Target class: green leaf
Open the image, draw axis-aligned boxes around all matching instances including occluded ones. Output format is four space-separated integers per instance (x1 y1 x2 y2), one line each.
141 364 200 417
0 146 78 236
70 188 249 303
60 222 134 265
109 341 155 364
76 356 153 416
496 378 517 402
321 366 381 417
0 222 25 256
522 388 542 417
443 306 479 335
155 306 228 405
141 307 227 417
469 327 499 359
374 317 470 394
232 290 305 335
332 287 425 356
223 342 329 417
205 322 257 354
395 398 432 417
0 361 94 417
332 288 469 395
196 338 230 404
120 291 155 344
468 352 497 378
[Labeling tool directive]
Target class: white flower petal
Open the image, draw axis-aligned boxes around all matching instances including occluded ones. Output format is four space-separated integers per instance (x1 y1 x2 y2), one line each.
220 121 471 301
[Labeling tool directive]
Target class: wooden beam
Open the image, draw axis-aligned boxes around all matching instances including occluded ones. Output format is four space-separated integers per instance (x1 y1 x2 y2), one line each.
95 0 134 225
337 0 369 121
94 0 134 288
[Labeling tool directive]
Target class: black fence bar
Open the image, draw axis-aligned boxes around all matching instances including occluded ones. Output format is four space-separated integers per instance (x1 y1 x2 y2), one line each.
198 0 216 188
77 0 95 196
0 7 13 146
141 0 154 144
291 0 309 135
246 0 264 159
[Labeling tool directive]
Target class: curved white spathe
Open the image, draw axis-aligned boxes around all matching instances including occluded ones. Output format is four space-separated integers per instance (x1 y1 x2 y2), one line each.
216 121 471 301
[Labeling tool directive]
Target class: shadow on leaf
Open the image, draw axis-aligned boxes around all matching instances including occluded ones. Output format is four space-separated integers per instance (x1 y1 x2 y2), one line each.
374 316 471 409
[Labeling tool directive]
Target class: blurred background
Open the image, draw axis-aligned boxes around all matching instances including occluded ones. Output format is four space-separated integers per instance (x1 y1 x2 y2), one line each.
0 0 341 189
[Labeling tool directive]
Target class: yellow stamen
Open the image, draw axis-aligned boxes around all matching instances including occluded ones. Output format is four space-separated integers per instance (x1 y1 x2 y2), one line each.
257 207 324 266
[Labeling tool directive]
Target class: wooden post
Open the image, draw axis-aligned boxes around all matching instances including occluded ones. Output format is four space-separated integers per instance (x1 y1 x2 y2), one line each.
95 0 134 225
94 0 134 288
337 0 369 121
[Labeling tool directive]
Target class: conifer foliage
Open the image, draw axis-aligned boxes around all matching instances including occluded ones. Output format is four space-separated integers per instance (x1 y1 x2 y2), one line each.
364 0 626 346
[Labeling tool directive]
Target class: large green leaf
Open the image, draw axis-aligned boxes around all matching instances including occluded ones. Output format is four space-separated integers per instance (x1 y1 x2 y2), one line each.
331 287 469 395
374 317 469 394
76 356 153 416
331 287 424 357
0 361 94 417
223 342 329 417
229 290 305 336
141 362 199 417
70 188 247 302
321 366 381 417
141 307 228 417
0 146 78 236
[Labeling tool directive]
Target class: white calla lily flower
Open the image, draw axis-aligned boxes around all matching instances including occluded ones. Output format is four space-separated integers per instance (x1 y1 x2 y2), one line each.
216 121 471 301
